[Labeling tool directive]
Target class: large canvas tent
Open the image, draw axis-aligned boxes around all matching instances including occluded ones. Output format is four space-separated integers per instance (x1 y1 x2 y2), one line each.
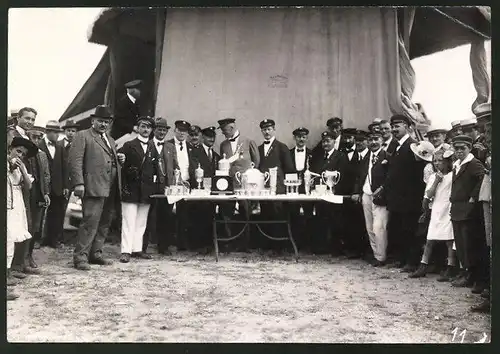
59 6 491 148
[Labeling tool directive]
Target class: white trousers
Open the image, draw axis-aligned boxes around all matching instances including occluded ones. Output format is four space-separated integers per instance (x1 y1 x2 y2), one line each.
362 193 389 262
121 202 151 254
7 240 14 268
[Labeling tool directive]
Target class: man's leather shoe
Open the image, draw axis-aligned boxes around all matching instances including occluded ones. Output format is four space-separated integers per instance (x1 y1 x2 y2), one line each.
452 274 474 288
23 266 41 275
471 299 490 314
400 264 417 273
135 252 152 260
120 253 131 263
28 255 38 269
7 270 18 286
471 282 485 294
11 270 27 279
409 263 428 278
74 262 91 271
372 260 385 267
90 257 113 265
34 241 41 250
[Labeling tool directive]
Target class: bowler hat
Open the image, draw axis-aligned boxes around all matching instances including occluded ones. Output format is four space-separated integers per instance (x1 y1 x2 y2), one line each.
410 141 436 162
175 120 191 131
259 119 275 129
124 79 143 89
155 117 171 129
217 118 236 128
326 117 342 128
45 120 63 132
90 105 113 120
292 127 309 136
10 136 39 158
390 114 412 126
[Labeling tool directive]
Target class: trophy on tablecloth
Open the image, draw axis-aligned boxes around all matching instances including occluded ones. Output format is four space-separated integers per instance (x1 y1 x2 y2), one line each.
321 170 341 194
195 163 204 189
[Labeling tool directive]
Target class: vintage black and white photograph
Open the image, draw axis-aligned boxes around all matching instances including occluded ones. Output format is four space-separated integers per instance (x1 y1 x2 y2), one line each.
6 6 491 343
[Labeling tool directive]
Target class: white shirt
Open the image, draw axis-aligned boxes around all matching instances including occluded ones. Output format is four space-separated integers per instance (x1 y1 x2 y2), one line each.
228 130 240 155
127 92 136 104
63 138 70 148
396 134 410 151
137 136 149 153
101 132 111 149
15 125 29 139
153 137 165 155
383 136 393 151
358 148 369 160
346 144 356 161
263 136 276 156
174 137 189 181
334 134 341 151
44 136 56 159
294 146 306 171
326 148 335 159
363 148 382 195
453 153 474 174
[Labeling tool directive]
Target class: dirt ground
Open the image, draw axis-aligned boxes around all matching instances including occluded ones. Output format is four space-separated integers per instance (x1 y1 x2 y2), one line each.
7 244 491 343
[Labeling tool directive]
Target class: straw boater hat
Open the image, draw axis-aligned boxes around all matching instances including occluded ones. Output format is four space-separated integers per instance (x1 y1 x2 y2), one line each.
450 120 462 129
410 140 436 162
425 123 448 136
459 117 478 129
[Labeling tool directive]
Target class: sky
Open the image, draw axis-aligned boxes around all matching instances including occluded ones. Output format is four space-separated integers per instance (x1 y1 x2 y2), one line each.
8 8 491 128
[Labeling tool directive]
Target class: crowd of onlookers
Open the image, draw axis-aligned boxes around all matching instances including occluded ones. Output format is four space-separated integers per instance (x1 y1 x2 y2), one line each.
6 101 491 316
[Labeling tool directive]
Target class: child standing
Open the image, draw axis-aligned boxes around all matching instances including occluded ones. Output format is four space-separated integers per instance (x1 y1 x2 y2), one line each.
7 137 37 301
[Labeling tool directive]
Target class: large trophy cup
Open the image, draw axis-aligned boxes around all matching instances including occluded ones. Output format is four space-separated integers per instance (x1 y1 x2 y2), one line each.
321 170 341 194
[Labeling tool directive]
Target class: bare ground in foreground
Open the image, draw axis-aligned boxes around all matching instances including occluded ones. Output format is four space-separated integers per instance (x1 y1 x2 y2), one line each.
7 245 491 343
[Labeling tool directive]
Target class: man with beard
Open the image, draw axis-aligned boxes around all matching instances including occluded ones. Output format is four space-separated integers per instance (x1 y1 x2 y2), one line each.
379 120 398 155
143 117 178 255
288 127 313 251
110 79 142 139
385 114 427 272
337 128 367 259
352 131 390 266
8 108 48 277
69 105 125 270
310 131 347 255
257 119 294 253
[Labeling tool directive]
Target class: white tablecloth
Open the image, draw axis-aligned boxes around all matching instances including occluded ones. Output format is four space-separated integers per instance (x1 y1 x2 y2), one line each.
153 194 344 205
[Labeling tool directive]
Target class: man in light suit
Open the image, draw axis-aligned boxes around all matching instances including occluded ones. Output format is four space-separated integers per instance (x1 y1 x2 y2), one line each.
143 117 178 255
218 118 260 251
68 105 125 270
385 114 427 273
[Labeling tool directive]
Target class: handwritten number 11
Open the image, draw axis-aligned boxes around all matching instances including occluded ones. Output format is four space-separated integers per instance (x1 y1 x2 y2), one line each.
452 327 466 343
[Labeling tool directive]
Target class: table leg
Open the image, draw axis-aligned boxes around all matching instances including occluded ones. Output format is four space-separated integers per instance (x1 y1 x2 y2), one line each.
213 217 219 262
287 218 299 263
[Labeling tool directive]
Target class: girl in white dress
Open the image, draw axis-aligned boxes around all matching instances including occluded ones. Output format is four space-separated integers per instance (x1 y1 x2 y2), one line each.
409 148 455 279
7 137 37 301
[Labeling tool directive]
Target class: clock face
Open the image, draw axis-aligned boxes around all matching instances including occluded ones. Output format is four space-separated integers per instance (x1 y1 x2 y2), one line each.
216 178 229 190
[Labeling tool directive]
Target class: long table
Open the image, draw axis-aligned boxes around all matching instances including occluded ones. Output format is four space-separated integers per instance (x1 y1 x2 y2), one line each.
150 193 345 262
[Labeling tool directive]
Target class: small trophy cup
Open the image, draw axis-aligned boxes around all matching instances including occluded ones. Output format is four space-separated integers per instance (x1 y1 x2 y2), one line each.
195 163 204 189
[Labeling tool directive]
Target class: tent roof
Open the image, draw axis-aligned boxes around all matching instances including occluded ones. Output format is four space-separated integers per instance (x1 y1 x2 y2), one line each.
87 6 490 60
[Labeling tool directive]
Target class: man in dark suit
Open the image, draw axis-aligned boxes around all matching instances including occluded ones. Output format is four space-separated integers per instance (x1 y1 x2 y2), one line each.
143 117 178 255
385 114 427 272
449 135 488 293
288 127 314 251
459 118 489 164
189 126 221 253
311 117 345 160
110 79 142 139
310 131 348 255
68 105 125 270
352 131 390 266
118 116 158 263
187 125 203 149
337 128 367 259
355 130 370 161
39 120 67 248
8 108 48 277
168 120 195 250
379 120 398 155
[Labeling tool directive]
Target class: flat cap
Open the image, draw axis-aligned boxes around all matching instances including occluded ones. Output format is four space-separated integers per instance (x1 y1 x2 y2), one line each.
342 128 358 136
459 118 478 128
124 79 143 89
292 127 309 136
326 117 342 127
154 117 170 129
174 120 191 131
202 126 217 137
217 118 236 128
452 135 474 146
390 114 412 126
321 130 335 139
137 116 155 127
367 130 383 138
188 125 202 135
356 130 369 140
259 119 275 129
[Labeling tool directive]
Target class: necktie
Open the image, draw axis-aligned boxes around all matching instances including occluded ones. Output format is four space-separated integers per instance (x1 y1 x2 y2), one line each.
157 142 164 146
371 154 377 165
208 148 212 161
324 152 329 160
264 140 271 145
229 134 240 142
139 140 148 145
101 134 110 149
297 148 304 152
179 142 183 151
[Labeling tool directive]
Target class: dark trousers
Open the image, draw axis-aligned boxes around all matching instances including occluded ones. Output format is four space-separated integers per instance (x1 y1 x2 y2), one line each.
341 200 368 256
143 198 175 253
188 201 215 250
74 195 115 264
44 194 68 246
312 202 343 254
175 200 191 250
389 211 422 266
288 202 314 251
452 217 489 284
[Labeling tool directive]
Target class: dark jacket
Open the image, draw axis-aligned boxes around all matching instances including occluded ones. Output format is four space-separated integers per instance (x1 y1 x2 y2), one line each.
385 136 427 213
157 141 179 191
190 144 220 179
337 145 361 195
258 139 295 194
118 138 159 204
450 156 485 221
49 140 70 196
354 149 390 205
384 137 399 155
310 148 348 190
110 95 141 139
